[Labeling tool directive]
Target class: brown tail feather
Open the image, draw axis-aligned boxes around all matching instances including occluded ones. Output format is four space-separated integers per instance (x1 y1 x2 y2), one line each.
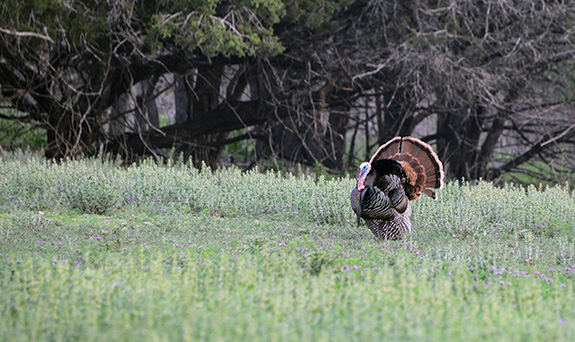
370 136 444 200
422 189 437 199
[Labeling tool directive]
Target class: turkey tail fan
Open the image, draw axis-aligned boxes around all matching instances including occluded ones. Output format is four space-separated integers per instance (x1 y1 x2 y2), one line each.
370 137 444 200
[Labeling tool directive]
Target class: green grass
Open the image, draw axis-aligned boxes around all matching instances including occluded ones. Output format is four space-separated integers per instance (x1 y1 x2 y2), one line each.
1 153 575 341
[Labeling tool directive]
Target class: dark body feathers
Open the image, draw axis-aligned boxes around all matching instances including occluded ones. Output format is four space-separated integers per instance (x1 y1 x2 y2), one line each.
351 137 444 239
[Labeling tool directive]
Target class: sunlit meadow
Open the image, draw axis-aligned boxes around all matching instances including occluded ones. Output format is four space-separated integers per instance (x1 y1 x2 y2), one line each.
1 152 575 341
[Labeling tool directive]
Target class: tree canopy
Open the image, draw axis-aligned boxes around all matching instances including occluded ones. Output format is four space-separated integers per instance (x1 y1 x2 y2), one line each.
2 0 575 185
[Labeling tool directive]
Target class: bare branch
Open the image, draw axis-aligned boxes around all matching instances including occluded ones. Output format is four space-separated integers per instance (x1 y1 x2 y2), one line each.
0 27 54 43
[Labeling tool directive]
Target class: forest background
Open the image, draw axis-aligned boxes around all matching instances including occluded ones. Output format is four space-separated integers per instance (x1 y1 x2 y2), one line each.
2 0 575 185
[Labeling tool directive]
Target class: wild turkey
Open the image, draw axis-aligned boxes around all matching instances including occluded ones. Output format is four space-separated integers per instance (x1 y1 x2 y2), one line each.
350 136 444 239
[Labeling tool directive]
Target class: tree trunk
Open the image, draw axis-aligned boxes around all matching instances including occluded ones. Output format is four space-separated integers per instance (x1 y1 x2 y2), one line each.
377 89 417 146
437 104 485 180
109 93 129 138
174 73 189 123
187 65 225 169
478 112 507 180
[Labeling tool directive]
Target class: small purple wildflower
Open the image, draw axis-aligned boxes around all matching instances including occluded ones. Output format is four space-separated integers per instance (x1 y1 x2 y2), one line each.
342 265 350 272
113 282 121 287
142 266 148 270
74 249 81 253
560 284 566 288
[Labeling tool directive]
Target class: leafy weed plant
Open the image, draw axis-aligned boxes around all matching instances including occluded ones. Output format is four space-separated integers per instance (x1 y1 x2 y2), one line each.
1 152 575 341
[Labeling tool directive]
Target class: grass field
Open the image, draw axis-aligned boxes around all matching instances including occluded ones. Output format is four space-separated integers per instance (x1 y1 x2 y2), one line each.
1 153 575 341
